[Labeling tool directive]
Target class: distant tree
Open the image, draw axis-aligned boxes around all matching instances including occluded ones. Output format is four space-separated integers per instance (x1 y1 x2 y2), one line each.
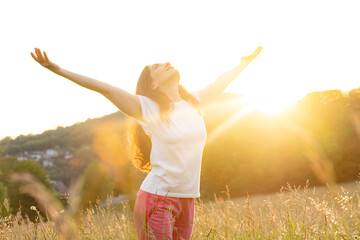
0 156 17 181
0 168 9 216
0 136 13 145
80 162 114 209
7 160 57 221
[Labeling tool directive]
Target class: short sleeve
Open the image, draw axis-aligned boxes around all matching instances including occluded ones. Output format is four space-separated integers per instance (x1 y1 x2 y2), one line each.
136 95 160 135
191 91 200 102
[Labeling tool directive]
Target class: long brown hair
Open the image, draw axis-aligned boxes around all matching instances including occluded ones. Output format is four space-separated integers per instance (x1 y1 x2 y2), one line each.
126 65 202 173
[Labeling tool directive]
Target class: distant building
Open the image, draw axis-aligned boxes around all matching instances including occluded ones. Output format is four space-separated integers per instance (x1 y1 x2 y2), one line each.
18 150 45 162
28 151 44 162
64 151 73 160
45 149 58 158
42 158 54 167
16 149 72 167
17 151 29 161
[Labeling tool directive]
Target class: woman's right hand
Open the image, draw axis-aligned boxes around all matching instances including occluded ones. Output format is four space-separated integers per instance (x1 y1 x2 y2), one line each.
31 48 60 72
241 46 263 63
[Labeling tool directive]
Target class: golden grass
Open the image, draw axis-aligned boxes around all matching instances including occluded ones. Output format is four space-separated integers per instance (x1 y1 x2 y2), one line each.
1 179 360 239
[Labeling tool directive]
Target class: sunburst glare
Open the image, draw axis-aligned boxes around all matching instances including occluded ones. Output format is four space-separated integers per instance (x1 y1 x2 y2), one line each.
241 91 297 115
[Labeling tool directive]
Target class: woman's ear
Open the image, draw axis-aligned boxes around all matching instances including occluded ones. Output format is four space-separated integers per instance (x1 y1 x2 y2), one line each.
151 82 158 90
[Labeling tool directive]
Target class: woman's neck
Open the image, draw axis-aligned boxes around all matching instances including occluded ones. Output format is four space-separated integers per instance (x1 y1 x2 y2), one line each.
161 84 182 102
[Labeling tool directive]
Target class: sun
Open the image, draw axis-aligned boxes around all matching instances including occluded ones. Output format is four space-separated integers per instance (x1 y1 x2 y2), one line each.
241 92 297 115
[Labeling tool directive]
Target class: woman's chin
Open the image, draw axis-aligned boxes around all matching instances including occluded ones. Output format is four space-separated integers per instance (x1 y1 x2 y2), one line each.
173 71 180 82
167 71 180 84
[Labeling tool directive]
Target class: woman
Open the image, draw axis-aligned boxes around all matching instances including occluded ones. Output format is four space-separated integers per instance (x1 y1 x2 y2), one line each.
31 46 262 239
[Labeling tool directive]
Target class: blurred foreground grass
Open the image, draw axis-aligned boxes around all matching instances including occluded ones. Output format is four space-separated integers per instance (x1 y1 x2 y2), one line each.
1 180 360 239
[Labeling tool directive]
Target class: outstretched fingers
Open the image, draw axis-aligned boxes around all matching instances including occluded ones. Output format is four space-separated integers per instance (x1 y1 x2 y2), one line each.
43 51 50 62
32 48 51 66
251 46 263 58
241 46 263 62
31 48 60 71
30 52 39 62
36 48 45 63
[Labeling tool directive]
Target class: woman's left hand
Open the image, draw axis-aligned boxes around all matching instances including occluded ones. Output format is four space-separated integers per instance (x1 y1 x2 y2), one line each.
241 46 263 62
31 48 60 72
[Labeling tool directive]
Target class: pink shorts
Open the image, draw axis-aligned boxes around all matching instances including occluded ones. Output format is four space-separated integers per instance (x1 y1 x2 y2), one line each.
133 189 195 240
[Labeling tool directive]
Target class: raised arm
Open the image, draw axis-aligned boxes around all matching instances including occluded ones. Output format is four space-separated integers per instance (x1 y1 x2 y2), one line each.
197 46 263 106
31 48 143 121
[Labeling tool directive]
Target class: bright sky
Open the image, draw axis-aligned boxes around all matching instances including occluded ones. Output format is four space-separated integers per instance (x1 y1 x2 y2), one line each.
1 0 360 140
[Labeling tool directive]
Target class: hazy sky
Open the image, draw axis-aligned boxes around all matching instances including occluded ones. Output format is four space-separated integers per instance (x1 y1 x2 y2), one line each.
1 0 360 140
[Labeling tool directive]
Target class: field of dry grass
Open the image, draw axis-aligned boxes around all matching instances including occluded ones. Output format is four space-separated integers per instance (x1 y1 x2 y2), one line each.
1 179 360 239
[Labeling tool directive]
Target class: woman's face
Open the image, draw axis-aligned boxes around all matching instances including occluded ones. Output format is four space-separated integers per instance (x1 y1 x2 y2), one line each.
149 62 180 90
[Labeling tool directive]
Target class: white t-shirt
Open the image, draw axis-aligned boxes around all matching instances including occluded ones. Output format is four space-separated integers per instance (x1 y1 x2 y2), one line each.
136 92 207 198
